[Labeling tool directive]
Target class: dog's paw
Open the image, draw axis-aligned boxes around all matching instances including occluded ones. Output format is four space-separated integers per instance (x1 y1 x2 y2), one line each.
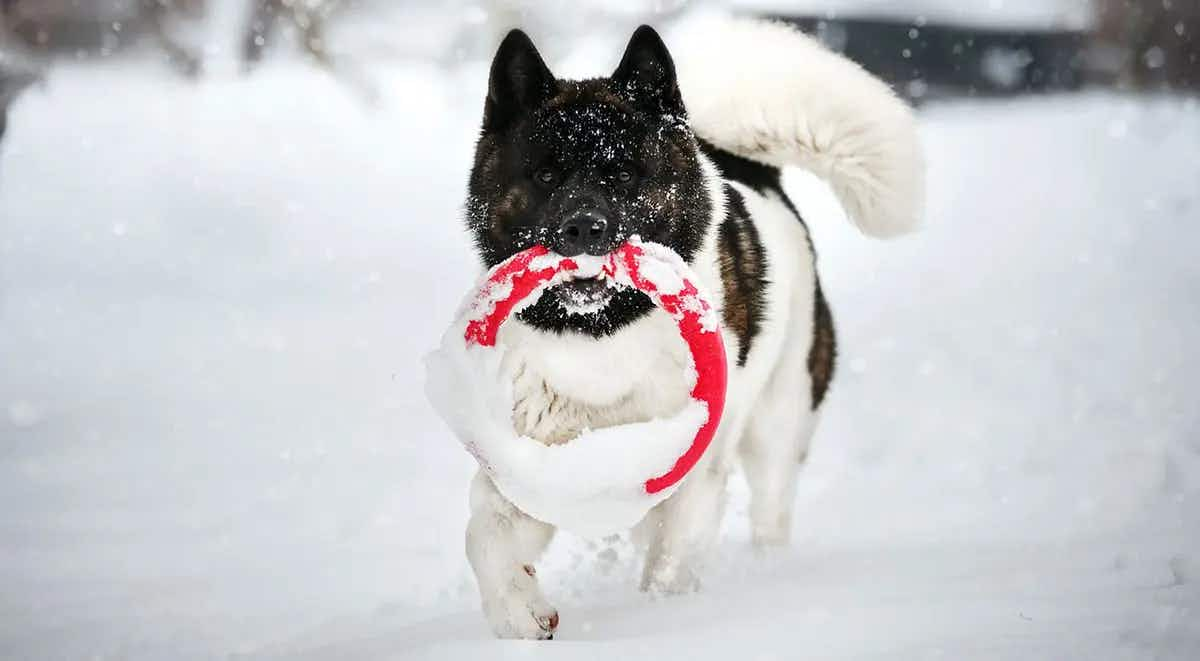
750 506 793 548
482 591 559 640
640 558 700 596
751 523 792 549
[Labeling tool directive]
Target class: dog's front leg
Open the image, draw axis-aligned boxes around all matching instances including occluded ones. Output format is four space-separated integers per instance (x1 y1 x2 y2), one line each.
466 470 559 639
640 453 731 594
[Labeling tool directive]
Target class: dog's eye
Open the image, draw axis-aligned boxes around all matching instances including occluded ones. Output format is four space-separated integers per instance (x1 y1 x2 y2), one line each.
534 168 558 186
616 167 636 184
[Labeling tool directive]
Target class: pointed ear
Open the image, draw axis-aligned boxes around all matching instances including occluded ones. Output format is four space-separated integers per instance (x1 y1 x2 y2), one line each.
484 29 557 131
612 25 684 116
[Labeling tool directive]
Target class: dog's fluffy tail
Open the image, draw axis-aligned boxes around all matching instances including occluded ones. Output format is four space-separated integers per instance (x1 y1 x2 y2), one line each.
670 16 924 238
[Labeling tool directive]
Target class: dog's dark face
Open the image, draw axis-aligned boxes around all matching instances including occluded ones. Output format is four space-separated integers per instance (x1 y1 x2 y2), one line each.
466 26 712 337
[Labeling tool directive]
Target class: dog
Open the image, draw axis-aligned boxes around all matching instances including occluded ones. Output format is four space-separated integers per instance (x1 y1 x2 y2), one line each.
458 18 922 639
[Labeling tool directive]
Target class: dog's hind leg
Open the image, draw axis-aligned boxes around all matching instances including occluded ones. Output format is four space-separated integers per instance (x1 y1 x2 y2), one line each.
741 285 831 547
740 384 817 547
466 471 559 640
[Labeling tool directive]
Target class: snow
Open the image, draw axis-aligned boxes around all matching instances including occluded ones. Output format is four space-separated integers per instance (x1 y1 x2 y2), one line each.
2 57 1199 660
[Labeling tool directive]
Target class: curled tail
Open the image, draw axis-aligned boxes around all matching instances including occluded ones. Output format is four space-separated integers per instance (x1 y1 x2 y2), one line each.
669 16 924 238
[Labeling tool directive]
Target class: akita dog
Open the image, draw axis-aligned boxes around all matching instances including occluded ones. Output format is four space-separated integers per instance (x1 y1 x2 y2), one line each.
458 18 922 638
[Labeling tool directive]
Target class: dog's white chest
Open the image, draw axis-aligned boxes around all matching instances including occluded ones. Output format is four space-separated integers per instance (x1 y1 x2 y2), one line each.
497 311 693 445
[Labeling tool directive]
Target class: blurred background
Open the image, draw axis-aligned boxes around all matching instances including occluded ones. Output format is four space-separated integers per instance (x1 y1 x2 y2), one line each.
1 1 1197 660
3 0 1198 110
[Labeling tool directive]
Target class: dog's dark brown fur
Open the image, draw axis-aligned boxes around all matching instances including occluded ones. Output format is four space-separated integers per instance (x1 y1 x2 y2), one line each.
716 185 768 366
808 284 837 407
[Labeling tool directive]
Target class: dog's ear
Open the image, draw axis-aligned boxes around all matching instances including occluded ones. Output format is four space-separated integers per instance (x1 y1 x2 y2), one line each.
484 29 557 131
612 25 684 117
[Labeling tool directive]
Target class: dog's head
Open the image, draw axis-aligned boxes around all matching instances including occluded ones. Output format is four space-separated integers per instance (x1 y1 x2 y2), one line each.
466 26 712 337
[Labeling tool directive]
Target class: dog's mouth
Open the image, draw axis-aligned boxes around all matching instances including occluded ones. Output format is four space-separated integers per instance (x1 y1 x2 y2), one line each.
552 276 615 314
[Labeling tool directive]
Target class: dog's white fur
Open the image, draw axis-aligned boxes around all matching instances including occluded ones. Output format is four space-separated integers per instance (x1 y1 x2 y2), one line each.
670 16 924 238
465 18 922 639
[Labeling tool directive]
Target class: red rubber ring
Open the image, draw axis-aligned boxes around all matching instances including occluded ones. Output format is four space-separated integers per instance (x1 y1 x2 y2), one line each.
463 242 727 494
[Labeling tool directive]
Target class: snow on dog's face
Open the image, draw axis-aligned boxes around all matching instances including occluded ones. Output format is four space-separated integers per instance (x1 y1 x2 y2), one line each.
466 26 713 337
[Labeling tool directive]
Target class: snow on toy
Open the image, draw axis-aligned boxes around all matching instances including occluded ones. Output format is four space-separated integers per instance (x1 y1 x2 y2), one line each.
424 238 727 536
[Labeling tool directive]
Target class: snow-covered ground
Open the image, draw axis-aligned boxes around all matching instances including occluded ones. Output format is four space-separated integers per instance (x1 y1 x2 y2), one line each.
1 54 1198 659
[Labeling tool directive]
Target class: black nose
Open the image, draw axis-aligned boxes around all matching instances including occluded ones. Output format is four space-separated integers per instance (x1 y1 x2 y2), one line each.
555 211 611 256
